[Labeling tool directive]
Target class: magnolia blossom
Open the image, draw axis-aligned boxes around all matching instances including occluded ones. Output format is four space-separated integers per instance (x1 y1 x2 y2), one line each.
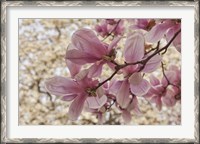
130 19 156 31
95 19 124 37
145 20 181 52
65 28 121 78
45 74 107 121
115 32 162 109
145 65 181 110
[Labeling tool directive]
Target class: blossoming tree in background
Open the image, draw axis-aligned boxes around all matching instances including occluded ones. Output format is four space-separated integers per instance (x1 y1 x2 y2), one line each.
45 19 181 124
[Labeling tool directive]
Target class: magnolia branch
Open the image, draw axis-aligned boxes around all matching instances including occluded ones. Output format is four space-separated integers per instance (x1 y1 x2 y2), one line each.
161 62 170 85
94 29 181 90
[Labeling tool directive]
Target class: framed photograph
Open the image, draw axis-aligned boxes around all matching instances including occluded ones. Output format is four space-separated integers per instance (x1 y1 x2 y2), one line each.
1 0 199 143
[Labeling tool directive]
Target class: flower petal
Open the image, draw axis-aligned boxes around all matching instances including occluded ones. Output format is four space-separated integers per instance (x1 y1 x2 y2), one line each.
162 88 176 107
129 74 150 96
61 94 78 101
116 80 131 109
97 113 104 124
45 76 79 96
88 61 104 78
150 96 162 111
149 75 160 86
66 60 81 78
68 94 87 121
142 54 162 73
122 110 132 124
148 85 164 96
86 95 107 109
124 32 145 63
74 69 89 81
166 24 181 53
145 21 174 43
108 36 121 52
127 96 141 115
96 86 105 98
128 73 143 85
109 80 123 95
72 28 107 58
161 71 176 87
65 49 99 65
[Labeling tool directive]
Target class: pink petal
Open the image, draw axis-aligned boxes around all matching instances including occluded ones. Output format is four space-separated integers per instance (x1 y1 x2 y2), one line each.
86 95 107 109
66 60 81 78
124 32 145 63
97 113 104 124
96 86 105 98
88 61 104 78
169 65 181 83
162 89 176 107
72 28 107 58
161 71 176 87
148 85 164 95
74 69 89 81
129 74 150 96
114 20 124 36
109 80 123 95
108 36 121 52
116 80 131 109
149 75 160 86
130 19 149 30
68 94 87 121
142 54 162 73
128 73 143 85
122 65 139 76
137 19 149 28
45 76 79 96
166 24 181 53
151 96 162 111
173 35 181 53
61 94 78 101
127 96 142 115
65 49 99 65
95 25 102 33
122 110 132 124
145 21 174 43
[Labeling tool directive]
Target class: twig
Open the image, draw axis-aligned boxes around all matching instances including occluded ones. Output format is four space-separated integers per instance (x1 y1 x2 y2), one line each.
161 62 170 85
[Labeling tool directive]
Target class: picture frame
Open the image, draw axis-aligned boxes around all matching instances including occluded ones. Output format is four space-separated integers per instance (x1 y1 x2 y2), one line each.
1 0 199 143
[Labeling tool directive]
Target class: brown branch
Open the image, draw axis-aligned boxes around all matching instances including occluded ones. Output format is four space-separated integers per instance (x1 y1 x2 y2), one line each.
161 62 170 85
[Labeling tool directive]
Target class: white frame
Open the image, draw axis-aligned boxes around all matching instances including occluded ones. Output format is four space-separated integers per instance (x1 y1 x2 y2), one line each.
1 1 199 143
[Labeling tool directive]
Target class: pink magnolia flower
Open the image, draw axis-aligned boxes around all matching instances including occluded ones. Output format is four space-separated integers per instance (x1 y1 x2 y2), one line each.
121 95 141 124
115 32 162 109
130 19 156 31
145 20 181 52
45 74 107 121
162 65 181 87
145 66 181 110
103 79 141 124
65 28 121 78
95 19 124 37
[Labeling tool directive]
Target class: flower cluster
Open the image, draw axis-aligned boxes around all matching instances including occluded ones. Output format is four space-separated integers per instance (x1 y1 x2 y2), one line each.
45 19 181 124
